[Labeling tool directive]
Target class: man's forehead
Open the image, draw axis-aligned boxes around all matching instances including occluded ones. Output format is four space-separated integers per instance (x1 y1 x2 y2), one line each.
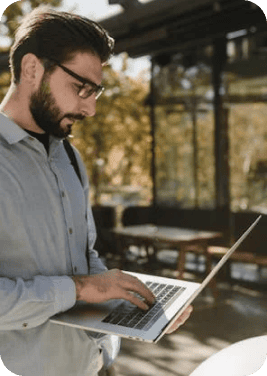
65 51 101 67
65 51 103 81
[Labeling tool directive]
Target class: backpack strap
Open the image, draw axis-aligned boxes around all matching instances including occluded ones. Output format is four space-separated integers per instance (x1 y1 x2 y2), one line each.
63 138 90 272
63 139 82 185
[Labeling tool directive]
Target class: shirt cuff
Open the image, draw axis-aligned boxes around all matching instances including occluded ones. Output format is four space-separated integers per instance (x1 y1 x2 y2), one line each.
51 276 76 314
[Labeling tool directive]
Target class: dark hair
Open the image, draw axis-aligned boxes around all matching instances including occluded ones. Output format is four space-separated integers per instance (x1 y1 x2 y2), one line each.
10 6 115 83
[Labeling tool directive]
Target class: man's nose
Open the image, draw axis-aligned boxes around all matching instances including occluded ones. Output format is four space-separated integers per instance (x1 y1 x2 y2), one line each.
79 96 96 117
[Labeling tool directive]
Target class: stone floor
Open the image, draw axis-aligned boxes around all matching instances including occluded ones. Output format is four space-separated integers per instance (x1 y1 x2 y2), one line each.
103 250 267 376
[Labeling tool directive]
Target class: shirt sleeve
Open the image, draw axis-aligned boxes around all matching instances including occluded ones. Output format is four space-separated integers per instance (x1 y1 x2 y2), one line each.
0 275 76 331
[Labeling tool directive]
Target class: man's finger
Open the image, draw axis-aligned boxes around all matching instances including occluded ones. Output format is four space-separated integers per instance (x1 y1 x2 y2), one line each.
166 305 193 334
123 291 151 311
120 273 156 305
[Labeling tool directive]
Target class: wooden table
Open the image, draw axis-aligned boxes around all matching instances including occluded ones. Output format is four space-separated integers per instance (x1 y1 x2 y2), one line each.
112 225 222 278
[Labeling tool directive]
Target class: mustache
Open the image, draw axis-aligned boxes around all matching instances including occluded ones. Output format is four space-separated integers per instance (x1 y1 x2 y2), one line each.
62 114 86 122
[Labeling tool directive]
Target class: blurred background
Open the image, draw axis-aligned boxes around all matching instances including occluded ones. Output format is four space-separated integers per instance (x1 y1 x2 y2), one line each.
1 1 267 375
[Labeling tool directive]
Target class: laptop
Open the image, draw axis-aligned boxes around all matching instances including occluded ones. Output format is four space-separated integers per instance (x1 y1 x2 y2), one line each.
50 215 261 343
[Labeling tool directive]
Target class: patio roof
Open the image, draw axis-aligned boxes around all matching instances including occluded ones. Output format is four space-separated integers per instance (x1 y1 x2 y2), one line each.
0 1 266 76
101 0 267 58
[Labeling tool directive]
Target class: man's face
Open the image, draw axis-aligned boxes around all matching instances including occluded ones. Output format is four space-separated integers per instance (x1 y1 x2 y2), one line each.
29 52 103 138
29 73 85 138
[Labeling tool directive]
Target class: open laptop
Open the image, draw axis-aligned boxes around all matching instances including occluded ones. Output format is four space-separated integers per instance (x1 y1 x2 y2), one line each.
50 215 261 343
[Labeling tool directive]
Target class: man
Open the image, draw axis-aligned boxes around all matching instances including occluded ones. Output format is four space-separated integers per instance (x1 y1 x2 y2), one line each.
0 6 192 376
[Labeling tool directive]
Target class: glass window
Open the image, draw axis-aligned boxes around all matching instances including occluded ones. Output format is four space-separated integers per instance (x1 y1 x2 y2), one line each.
153 59 215 208
153 31 267 213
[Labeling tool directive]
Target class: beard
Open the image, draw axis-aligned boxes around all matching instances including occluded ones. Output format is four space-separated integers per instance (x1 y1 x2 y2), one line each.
29 74 85 139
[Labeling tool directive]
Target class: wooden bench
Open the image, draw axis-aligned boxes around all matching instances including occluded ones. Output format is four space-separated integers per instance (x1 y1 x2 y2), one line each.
208 246 267 266
206 246 267 281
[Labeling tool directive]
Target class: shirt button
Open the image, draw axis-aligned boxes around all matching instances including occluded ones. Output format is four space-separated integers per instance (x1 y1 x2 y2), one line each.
23 323 28 328
69 228 73 234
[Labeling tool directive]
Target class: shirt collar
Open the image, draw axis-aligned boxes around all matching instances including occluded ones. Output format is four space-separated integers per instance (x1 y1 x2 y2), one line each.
0 112 62 149
0 112 29 144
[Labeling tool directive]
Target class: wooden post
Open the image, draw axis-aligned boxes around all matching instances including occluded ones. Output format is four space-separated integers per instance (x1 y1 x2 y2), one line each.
213 37 232 244
150 57 157 211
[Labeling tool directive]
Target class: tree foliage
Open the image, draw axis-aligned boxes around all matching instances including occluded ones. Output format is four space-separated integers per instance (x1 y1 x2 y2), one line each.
0 0 63 100
1 0 62 41
71 60 152 205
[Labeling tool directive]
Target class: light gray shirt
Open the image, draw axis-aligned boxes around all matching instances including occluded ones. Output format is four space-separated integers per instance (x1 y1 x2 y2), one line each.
0 113 120 376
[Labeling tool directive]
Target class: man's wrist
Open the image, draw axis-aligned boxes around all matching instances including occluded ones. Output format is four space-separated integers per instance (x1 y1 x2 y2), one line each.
71 275 86 301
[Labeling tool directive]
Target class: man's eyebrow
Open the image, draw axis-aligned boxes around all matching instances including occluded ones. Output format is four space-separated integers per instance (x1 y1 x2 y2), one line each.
50 59 99 88
75 73 98 87
71 71 98 88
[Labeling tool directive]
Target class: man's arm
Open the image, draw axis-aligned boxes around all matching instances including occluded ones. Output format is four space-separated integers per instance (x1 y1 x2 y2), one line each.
0 275 76 331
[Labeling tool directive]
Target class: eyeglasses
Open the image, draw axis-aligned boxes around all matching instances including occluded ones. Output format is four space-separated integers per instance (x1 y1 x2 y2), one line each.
49 59 104 100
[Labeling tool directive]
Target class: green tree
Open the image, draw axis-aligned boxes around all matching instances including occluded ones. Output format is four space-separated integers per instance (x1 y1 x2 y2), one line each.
0 0 63 100
72 58 152 205
2 0 62 40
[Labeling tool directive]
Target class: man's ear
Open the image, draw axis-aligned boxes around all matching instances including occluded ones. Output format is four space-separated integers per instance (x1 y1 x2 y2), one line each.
20 53 44 86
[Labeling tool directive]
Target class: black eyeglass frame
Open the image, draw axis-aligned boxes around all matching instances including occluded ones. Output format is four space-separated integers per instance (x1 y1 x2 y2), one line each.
49 59 104 100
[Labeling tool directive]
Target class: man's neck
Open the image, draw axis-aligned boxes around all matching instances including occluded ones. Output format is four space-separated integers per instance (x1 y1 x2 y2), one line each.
0 84 45 134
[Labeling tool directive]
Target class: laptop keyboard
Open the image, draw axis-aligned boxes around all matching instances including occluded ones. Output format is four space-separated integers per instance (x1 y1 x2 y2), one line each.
102 281 185 331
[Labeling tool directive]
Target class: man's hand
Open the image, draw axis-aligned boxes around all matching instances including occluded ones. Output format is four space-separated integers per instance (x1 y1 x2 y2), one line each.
165 305 193 334
71 269 155 310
